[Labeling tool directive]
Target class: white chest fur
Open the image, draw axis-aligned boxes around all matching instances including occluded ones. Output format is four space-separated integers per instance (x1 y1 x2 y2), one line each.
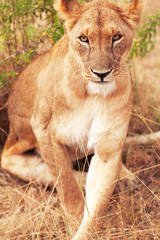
56 98 111 152
87 80 116 98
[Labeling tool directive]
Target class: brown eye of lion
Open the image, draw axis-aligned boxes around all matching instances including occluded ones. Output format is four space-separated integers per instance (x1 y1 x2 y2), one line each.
112 34 122 42
79 36 89 43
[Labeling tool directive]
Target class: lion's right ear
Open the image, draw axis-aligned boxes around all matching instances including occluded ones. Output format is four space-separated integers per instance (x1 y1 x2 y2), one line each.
54 0 83 30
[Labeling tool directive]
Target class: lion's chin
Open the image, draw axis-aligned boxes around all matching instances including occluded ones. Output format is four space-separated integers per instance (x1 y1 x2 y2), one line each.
86 80 116 97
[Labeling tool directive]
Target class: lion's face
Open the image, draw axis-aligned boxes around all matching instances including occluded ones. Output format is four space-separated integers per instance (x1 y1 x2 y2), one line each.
55 0 142 95
68 2 133 85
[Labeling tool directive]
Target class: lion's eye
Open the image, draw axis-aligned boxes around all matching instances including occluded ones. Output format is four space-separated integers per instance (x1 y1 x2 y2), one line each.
79 36 89 43
112 34 122 42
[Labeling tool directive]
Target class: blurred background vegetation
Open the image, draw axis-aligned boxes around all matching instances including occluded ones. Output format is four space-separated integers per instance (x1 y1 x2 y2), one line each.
0 0 64 89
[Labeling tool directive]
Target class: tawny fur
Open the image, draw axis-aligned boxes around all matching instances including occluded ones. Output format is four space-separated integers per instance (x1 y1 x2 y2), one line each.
1 0 142 239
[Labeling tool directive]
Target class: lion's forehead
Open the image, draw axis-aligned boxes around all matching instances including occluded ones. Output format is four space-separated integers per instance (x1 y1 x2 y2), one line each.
77 7 126 36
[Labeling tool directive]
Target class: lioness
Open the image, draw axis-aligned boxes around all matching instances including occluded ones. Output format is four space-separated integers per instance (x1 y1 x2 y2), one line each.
1 0 142 239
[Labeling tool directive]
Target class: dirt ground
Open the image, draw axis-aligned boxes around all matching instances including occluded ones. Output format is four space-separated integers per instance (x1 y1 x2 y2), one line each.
0 0 160 239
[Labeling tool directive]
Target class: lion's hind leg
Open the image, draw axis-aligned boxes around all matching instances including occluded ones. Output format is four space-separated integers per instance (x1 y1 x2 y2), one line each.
1 135 87 187
1 135 53 185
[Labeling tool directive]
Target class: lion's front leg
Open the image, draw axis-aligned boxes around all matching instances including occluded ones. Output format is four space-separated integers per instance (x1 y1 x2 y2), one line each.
50 140 85 221
31 116 85 226
35 134 85 224
72 134 124 240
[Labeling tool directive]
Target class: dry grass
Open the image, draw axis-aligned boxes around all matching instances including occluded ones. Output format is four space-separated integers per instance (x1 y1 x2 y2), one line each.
0 172 68 239
0 146 160 240
0 0 160 239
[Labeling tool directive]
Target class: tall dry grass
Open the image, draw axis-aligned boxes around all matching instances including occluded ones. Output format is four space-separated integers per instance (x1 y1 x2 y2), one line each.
0 146 160 239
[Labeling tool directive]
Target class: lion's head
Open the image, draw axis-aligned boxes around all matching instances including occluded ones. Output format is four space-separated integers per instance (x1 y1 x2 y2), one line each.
55 0 142 94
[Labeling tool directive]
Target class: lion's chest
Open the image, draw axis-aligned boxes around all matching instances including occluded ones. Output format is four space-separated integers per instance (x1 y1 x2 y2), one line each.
55 99 110 152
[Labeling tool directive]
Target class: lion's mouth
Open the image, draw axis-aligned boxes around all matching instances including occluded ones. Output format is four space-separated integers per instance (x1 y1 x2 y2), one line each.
91 79 112 84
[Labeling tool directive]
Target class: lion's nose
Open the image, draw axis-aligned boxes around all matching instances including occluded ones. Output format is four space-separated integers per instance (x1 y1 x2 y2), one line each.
91 67 113 81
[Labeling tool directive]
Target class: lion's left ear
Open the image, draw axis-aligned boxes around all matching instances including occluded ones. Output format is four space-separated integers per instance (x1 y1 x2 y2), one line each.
124 0 143 28
54 0 83 30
